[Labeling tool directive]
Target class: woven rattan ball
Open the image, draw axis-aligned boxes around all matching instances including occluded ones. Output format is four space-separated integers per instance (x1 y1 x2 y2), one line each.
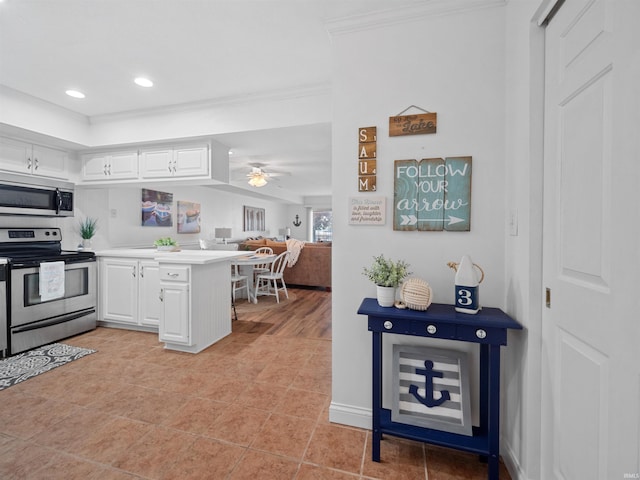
400 278 433 311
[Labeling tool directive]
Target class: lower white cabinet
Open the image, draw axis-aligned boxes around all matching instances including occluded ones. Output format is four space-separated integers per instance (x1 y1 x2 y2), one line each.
100 258 160 328
159 265 191 345
157 260 233 353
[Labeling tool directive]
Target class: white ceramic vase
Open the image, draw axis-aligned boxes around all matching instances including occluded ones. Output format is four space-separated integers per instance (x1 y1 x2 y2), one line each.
81 238 92 250
376 285 396 307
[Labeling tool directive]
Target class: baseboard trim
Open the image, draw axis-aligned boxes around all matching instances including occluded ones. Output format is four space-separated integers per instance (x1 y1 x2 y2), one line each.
329 401 372 430
502 440 527 480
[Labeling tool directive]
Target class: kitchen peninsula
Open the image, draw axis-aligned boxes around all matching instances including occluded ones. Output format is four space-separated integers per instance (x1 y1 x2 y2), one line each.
96 249 246 353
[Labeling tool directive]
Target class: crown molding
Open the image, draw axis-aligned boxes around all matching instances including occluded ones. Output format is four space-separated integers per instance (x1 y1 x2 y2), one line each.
326 0 507 35
88 82 332 124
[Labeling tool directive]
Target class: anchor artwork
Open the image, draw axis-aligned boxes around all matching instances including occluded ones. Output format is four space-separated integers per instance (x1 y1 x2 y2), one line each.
392 345 473 436
408 359 451 408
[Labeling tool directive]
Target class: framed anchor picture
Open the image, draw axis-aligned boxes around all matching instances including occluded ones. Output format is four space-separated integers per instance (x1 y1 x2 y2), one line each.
392 344 472 436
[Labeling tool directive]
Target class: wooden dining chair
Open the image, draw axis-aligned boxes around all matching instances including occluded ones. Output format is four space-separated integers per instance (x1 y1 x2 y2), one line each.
254 251 290 303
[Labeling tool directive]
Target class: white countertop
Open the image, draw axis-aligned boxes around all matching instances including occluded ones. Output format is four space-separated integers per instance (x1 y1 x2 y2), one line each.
95 249 247 265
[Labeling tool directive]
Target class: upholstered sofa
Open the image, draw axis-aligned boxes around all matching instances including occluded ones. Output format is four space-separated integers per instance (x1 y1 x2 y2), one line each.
238 239 331 290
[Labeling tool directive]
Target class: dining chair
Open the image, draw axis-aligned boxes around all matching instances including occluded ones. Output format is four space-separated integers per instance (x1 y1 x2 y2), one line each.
231 263 249 304
252 246 274 278
254 250 290 303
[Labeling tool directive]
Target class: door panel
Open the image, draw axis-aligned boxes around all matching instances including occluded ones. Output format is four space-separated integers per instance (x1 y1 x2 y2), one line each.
541 0 640 478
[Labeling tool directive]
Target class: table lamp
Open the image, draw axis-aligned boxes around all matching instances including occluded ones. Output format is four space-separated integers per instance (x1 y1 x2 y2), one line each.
215 228 232 244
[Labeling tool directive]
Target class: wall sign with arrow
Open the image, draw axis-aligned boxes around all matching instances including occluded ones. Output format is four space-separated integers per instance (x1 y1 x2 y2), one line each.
393 157 472 231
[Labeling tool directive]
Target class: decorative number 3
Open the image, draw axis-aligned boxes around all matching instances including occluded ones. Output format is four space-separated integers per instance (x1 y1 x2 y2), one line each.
457 289 473 306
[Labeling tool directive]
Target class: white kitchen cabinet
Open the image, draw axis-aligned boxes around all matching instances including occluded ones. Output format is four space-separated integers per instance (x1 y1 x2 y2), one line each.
159 265 191 345
139 260 161 327
100 257 160 328
157 259 233 353
0 137 68 179
140 145 209 178
82 151 138 181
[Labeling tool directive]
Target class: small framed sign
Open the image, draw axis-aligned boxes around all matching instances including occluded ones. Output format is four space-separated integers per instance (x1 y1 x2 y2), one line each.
392 344 472 436
349 196 386 225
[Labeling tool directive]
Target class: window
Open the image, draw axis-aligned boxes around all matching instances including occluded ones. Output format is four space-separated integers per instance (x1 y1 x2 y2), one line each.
312 210 332 242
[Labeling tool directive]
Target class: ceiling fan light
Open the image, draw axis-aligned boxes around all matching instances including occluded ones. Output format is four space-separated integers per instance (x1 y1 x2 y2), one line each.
248 175 267 187
134 77 154 88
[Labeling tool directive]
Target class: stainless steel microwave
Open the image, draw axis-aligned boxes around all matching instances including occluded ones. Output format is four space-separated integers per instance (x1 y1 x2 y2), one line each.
0 173 74 217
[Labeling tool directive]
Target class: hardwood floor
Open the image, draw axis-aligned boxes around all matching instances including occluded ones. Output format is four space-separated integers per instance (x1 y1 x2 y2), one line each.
232 286 331 340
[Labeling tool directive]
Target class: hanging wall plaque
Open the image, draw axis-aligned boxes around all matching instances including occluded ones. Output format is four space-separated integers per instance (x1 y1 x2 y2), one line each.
393 156 472 231
389 106 437 136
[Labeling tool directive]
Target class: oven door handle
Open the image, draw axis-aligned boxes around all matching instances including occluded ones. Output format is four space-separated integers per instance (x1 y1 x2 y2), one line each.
10 257 96 268
11 308 96 333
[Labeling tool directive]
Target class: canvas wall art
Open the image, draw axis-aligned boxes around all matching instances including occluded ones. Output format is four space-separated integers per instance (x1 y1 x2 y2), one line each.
141 189 173 227
177 201 201 233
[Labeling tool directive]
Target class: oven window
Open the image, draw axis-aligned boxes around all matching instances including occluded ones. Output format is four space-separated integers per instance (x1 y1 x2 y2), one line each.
24 266 89 305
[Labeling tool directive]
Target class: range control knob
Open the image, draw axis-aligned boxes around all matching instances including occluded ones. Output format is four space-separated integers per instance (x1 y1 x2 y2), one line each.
383 321 393 330
426 324 437 335
476 329 487 339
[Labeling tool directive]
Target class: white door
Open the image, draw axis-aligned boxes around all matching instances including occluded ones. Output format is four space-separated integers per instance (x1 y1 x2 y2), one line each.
540 1 640 479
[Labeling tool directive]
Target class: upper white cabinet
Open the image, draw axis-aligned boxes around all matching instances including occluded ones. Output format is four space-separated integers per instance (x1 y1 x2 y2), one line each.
82 151 138 181
0 137 68 179
140 145 209 178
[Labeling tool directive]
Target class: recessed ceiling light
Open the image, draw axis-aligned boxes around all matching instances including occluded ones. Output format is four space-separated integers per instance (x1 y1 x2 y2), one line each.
134 77 153 88
65 90 85 99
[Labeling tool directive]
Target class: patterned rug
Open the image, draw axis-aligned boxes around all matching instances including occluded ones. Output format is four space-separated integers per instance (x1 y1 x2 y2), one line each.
0 343 96 391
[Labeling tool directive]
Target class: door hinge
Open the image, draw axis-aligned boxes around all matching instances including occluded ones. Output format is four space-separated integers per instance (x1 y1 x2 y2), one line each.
545 287 551 308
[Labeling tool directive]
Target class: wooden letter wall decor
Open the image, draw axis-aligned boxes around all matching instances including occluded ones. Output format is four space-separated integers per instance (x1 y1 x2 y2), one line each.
393 157 472 231
358 127 377 192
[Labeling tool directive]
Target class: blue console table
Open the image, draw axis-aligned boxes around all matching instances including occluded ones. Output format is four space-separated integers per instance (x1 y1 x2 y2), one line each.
357 298 522 480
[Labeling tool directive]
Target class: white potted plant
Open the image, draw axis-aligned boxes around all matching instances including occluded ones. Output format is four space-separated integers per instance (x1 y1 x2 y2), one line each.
78 217 98 250
363 254 411 307
153 237 179 252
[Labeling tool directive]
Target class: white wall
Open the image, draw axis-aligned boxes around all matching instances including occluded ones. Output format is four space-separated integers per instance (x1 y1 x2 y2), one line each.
502 3 545 479
330 2 508 429
75 185 288 250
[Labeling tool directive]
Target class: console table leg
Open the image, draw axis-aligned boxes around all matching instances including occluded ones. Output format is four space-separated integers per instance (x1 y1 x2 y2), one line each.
372 331 382 462
488 455 499 480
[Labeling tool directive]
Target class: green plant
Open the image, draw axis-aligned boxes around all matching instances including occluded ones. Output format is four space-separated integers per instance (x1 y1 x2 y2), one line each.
362 254 411 287
78 217 98 240
153 237 178 247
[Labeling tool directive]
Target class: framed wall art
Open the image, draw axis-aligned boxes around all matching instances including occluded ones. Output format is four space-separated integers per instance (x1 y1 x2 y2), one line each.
141 188 173 227
177 201 201 233
243 205 265 232
392 344 472 436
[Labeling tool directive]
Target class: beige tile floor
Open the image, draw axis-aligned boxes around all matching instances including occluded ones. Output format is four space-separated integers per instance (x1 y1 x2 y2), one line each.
0 322 511 479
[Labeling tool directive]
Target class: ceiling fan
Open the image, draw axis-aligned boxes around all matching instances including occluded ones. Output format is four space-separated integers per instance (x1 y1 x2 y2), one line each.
241 163 290 187
246 166 270 187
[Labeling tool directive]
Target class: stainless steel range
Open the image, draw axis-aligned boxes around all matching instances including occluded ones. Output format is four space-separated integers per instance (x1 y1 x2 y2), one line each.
0 227 96 356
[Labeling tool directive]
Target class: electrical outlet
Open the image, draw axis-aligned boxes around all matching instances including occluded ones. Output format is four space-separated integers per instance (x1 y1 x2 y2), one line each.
110 209 117 218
